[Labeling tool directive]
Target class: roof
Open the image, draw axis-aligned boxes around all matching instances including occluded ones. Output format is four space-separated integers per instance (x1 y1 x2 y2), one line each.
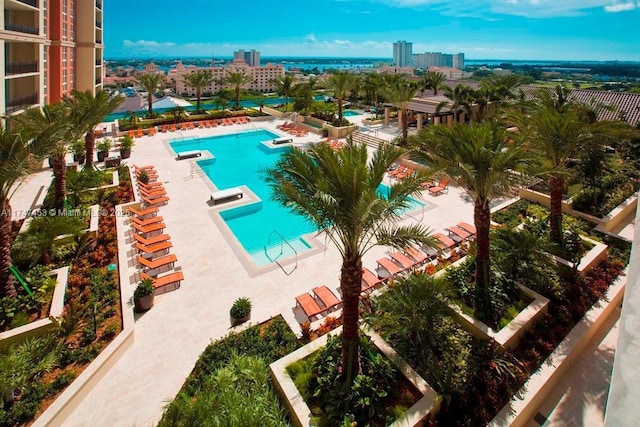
406 100 451 114
150 96 192 110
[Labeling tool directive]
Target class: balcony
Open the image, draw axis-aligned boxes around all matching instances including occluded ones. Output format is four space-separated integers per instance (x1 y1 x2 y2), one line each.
5 22 39 35
6 92 38 113
96 38 102 44
95 59 102 66
16 0 38 7
95 21 102 28
96 0 102 10
95 78 101 85
6 61 38 75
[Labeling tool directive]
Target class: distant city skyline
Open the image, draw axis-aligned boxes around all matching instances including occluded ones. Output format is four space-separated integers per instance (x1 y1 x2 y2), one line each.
105 0 639 61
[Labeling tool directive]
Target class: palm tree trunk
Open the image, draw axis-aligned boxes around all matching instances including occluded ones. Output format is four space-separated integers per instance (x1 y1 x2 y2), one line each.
235 87 240 107
549 174 564 244
148 94 154 117
401 107 408 144
340 256 362 384
51 153 66 211
84 131 95 167
474 200 491 320
196 90 201 112
0 200 16 298
338 98 343 123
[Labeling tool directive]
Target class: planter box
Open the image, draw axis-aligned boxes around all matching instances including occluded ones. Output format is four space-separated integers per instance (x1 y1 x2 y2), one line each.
547 235 608 278
270 325 441 427
0 267 69 349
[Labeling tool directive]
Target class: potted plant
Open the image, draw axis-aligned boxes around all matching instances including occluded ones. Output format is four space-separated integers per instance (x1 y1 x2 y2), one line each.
133 278 155 312
230 297 252 325
70 139 85 164
138 169 150 185
96 138 112 162
119 134 135 159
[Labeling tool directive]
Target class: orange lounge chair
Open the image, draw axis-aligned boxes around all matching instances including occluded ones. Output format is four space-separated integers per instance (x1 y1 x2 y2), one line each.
141 271 183 294
139 188 167 199
142 195 170 207
428 177 450 196
180 122 188 130
134 233 170 246
457 222 477 235
433 233 457 250
170 124 177 132
133 164 155 172
137 254 177 271
132 221 166 235
446 226 472 243
136 240 172 256
312 286 342 312
126 206 159 218
405 246 430 265
376 257 404 278
148 127 156 136
128 130 136 139
161 124 169 132
362 268 385 293
394 167 414 180
187 122 195 129
295 293 324 321
136 171 158 181
131 215 164 227
136 128 144 138
138 181 164 190
388 165 407 178
202 120 210 128
389 251 418 270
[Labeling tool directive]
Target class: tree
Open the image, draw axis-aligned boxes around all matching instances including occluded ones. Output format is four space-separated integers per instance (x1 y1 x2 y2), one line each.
349 75 363 109
221 72 253 107
326 72 353 124
270 74 296 111
16 104 72 211
266 141 434 383
422 71 446 96
0 122 56 297
380 77 420 144
363 73 383 110
507 87 629 243
135 73 164 118
182 70 213 113
64 90 124 167
438 84 475 122
411 121 531 319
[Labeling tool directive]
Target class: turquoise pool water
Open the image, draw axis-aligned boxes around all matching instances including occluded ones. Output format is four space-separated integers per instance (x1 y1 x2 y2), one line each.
343 110 360 117
169 130 317 266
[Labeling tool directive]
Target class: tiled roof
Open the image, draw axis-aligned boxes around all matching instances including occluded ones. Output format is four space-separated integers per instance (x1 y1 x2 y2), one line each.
518 85 640 127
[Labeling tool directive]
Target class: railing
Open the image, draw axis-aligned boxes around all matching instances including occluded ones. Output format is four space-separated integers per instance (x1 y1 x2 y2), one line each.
265 231 298 276
6 61 38 75
5 22 39 35
350 130 387 148
16 0 38 7
6 93 38 113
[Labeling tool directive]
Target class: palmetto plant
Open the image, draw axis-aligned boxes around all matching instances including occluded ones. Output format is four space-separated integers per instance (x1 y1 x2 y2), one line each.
266 141 435 383
221 72 254 107
182 70 213 113
135 73 164 117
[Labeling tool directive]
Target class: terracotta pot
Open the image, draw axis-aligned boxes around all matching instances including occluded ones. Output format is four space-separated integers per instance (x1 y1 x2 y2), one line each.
120 148 131 159
97 151 107 162
134 294 154 312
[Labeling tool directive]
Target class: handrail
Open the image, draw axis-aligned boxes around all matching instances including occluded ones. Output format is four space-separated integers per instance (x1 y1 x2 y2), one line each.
265 230 298 275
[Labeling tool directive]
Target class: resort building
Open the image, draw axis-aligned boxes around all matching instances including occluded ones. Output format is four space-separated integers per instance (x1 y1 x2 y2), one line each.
233 49 260 67
377 65 414 76
414 51 465 69
0 0 104 117
426 66 465 80
393 40 413 67
168 60 285 95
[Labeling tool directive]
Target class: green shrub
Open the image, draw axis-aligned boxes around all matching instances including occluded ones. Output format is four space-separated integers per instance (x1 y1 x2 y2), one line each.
229 297 251 319
133 278 154 298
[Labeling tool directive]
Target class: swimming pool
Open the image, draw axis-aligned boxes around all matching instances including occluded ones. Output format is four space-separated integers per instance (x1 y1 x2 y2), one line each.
169 130 317 266
343 110 360 117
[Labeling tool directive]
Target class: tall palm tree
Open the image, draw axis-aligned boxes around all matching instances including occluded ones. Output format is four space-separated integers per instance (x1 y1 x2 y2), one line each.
0 123 56 297
135 73 164 118
380 78 420 144
182 70 213 113
438 84 475 123
266 141 434 383
411 121 531 319
363 73 383 110
349 74 363 109
16 104 72 211
326 71 353 124
221 72 253 107
64 90 124 167
422 71 446 96
270 74 296 111
507 88 628 243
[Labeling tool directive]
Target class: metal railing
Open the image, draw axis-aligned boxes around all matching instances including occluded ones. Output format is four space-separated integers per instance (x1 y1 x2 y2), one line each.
6 93 38 113
5 22 39 35
16 0 38 7
6 61 38 75
265 231 298 275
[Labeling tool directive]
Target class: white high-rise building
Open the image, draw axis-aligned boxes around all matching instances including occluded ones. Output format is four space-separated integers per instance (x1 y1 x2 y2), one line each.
393 41 413 67
233 49 260 66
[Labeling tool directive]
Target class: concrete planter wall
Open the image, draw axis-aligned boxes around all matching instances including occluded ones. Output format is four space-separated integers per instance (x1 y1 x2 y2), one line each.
270 325 441 427
363 118 385 125
0 267 69 349
262 106 288 119
547 235 609 278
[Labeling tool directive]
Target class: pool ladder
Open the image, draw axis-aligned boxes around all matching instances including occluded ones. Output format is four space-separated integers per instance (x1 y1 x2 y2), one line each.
265 231 298 275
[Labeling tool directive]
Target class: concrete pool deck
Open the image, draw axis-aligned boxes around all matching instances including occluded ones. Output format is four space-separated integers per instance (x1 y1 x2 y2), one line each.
21 116 623 426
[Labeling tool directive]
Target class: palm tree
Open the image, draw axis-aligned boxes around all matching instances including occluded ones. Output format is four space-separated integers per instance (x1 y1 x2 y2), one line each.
349 74 363 109
422 71 446 96
412 121 531 319
135 73 164 118
221 72 253 107
270 74 296 111
266 141 434 383
64 90 124 167
326 71 353 124
363 73 383 111
16 104 72 211
438 84 475 123
507 88 628 243
182 70 213 113
0 123 56 297
380 78 420 144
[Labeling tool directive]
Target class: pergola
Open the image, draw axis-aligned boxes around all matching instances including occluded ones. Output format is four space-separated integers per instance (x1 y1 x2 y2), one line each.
382 97 456 130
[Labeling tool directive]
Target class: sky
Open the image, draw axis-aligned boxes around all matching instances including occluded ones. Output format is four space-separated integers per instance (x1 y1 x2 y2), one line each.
104 0 640 61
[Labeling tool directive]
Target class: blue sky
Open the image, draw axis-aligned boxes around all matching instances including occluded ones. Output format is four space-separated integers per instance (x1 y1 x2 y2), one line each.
104 0 640 61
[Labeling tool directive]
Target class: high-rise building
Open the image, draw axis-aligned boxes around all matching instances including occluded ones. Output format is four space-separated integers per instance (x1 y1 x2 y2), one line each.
452 53 465 69
233 49 260 67
0 0 104 117
414 51 464 69
393 41 413 67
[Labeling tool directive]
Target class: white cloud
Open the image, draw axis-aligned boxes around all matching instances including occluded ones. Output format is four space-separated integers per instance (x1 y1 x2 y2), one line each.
604 1 637 12
122 40 176 48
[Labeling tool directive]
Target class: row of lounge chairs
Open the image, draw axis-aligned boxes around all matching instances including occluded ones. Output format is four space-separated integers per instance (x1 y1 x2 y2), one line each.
128 128 156 139
387 163 415 180
321 138 344 151
127 117 252 137
295 285 342 322
129 165 183 295
387 164 451 196
277 121 309 137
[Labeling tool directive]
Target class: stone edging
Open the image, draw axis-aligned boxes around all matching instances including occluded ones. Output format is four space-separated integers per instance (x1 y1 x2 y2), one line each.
270 325 440 426
488 267 627 427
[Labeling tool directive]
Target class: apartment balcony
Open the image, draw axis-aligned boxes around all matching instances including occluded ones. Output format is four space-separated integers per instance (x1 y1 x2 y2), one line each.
95 21 102 29
5 22 39 35
16 0 38 7
95 59 102 66
6 92 38 113
96 38 102 44
6 61 38 75
96 0 102 10
95 77 101 85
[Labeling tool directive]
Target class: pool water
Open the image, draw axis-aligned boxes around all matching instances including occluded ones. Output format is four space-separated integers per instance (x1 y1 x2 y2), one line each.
169 130 317 266
343 110 360 116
